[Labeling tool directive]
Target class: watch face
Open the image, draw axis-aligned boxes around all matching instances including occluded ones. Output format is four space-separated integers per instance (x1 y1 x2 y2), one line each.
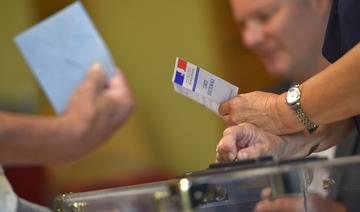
286 87 300 105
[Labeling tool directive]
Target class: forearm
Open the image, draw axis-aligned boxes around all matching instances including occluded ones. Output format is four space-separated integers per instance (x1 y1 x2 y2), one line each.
280 118 354 159
315 118 355 151
276 43 360 133
278 119 352 159
0 111 86 165
302 43 360 124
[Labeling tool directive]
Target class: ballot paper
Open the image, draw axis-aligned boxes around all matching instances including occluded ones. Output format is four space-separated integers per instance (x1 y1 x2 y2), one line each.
172 58 238 113
14 2 115 114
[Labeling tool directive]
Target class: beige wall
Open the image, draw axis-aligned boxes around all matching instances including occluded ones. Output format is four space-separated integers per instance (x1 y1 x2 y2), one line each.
0 0 273 194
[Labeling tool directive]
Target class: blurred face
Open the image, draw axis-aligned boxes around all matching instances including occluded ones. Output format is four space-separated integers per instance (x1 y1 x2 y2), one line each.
230 0 326 80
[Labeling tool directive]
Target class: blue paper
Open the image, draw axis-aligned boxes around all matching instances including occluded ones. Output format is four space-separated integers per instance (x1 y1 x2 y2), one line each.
15 1 115 114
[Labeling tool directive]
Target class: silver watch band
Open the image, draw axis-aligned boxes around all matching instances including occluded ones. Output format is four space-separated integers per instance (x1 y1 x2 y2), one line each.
293 102 318 133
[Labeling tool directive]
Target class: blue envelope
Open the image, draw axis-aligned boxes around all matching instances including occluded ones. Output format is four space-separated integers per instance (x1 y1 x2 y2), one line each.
15 1 115 114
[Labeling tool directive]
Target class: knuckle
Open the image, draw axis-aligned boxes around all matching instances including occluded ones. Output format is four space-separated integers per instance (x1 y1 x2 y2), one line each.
228 98 240 110
223 127 235 136
251 91 261 95
216 140 222 153
238 122 254 130
229 115 239 125
216 140 225 150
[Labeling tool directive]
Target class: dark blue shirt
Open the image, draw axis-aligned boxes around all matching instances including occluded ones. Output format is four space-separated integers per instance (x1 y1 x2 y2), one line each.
323 0 360 133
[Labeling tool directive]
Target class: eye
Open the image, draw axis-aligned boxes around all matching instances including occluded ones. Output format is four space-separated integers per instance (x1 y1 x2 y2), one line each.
255 12 273 23
254 4 281 24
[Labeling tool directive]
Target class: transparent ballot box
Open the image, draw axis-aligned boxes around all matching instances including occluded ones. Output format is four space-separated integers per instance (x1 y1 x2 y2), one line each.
54 156 360 212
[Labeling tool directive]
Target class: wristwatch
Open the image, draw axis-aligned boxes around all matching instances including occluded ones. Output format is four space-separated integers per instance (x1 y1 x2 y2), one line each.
286 84 318 133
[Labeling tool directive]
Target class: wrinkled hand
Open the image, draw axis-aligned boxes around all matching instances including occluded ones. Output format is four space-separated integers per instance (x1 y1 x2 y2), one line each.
218 91 302 135
255 188 346 212
63 63 134 150
215 119 354 162
215 123 318 162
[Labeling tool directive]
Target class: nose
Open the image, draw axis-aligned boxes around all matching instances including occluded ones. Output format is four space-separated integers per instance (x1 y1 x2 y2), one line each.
242 20 265 49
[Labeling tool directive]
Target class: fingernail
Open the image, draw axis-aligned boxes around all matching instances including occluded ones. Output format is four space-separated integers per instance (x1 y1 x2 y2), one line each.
91 61 103 70
238 152 248 159
228 153 236 161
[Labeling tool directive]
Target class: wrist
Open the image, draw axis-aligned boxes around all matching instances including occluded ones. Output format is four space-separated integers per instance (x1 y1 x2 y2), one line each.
58 112 91 143
276 93 305 134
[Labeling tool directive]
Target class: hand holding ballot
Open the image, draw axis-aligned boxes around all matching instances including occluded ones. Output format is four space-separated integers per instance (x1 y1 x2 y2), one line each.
218 91 295 135
0 63 133 166
0 2 134 165
64 63 134 152
171 59 353 163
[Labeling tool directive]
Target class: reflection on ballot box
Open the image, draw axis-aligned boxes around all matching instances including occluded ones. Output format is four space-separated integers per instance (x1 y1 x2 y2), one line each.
54 156 360 212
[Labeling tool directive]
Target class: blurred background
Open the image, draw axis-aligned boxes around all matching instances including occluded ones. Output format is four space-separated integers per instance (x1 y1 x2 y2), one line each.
0 0 274 208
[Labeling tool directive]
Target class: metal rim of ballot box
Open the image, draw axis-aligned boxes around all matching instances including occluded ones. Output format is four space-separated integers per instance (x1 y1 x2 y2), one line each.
53 155 360 212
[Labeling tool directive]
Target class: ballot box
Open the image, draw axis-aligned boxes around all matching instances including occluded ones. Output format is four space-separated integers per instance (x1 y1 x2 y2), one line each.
54 156 360 212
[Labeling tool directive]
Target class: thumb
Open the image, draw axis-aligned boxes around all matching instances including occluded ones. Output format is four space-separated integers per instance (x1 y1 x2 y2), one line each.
82 62 107 94
104 70 132 100
236 143 272 160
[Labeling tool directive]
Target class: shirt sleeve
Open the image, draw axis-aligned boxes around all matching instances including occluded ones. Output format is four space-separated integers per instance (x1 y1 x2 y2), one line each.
323 0 360 63
322 0 342 63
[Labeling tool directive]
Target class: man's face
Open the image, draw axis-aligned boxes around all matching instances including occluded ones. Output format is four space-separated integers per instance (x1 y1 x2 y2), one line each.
230 0 325 80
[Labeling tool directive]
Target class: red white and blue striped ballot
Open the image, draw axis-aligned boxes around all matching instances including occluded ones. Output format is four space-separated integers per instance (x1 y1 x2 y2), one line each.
172 58 239 113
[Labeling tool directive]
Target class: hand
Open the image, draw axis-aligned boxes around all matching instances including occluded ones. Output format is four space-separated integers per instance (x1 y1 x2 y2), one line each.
218 91 303 135
0 63 134 165
62 63 134 155
215 119 354 163
255 188 346 212
215 123 319 162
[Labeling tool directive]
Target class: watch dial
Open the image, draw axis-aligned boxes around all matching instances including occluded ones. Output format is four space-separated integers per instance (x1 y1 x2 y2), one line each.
286 87 300 104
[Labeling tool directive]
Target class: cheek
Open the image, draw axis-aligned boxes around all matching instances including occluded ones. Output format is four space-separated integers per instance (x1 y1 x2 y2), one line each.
266 20 292 48
267 6 303 46
264 21 298 61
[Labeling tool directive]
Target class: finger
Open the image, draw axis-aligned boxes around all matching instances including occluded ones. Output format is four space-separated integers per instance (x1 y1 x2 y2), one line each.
216 152 227 163
218 100 230 116
223 125 237 136
216 144 229 162
216 129 239 161
222 124 255 151
82 63 107 94
256 197 303 212
108 69 129 90
237 150 250 160
218 124 257 161
237 144 267 160
215 149 223 163
216 150 226 162
221 115 236 127
232 123 257 148
261 188 272 198
255 200 275 212
105 71 133 101
255 199 296 212
255 200 285 212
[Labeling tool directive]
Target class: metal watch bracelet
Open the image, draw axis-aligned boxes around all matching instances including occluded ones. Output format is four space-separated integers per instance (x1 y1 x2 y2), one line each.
293 102 318 133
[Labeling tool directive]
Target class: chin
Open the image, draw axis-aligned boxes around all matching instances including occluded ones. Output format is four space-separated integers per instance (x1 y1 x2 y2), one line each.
266 64 289 79
261 52 290 78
